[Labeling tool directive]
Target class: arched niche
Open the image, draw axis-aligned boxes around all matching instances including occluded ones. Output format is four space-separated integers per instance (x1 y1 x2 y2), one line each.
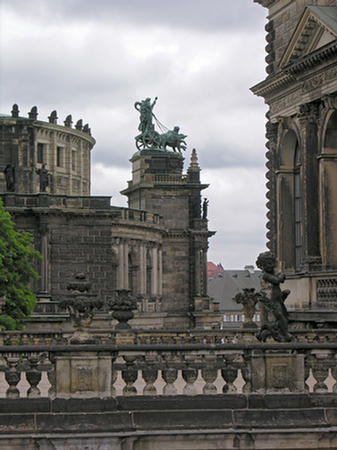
279 129 299 167
323 110 337 152
320 110 337 266
277 129 300 271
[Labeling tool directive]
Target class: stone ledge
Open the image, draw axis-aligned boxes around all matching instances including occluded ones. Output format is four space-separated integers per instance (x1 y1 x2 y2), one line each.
0 395 337 434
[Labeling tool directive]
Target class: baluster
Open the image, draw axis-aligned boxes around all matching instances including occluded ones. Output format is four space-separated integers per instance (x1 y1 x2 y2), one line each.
304 366 311 392
201 367 217 394
26 355 42 398
162 369 177 395
45 355 56 399
332 366 337 393
182 368 198 395
312 365 329 393
111 369 118 397
241 366 252 393
222 365 238 393
142 368 157 395
122 356 138 396
5 357 21 398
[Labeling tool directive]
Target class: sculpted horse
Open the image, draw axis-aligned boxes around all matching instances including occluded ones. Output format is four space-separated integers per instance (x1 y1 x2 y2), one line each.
159 126 187 153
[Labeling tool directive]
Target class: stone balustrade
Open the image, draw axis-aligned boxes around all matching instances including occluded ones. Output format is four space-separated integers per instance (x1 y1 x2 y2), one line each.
0 338 336 399
8 323 337 346
1 193 161 224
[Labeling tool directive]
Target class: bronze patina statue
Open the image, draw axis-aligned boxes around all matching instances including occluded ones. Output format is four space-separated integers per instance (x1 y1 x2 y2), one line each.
134 97 187 153
159 126 187 153
255 251 293 342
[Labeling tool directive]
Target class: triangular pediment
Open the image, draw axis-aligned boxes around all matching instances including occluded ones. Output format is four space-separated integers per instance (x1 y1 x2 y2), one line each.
280 6 337 68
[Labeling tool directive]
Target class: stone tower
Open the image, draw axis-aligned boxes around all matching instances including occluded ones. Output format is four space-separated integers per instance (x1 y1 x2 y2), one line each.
252 1 337 308
122 147 215 327
0 105 94 195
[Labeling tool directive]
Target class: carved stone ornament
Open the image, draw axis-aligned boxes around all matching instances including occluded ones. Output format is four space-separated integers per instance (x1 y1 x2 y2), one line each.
233 288 261 328
255 252 293 342
59 273 103 342
107 289 137 329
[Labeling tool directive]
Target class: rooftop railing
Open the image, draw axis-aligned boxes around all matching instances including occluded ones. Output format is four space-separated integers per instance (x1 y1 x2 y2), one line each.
0 329 336 399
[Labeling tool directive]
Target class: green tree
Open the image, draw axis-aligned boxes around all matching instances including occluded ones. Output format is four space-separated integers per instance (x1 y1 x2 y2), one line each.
0 199 40 329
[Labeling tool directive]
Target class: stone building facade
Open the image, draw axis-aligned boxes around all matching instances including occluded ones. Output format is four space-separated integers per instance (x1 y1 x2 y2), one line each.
0 106 216 328
252 0 337 309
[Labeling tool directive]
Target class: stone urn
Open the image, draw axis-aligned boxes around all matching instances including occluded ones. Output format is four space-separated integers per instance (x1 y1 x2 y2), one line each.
59 273 103 342
107 289 137 329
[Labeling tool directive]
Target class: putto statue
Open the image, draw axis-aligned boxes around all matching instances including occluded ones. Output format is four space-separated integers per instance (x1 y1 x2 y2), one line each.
255 251 293 342
134 97 187 153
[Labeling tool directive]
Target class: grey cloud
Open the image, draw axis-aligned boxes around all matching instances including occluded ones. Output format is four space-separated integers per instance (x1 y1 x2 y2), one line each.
1 0 266 33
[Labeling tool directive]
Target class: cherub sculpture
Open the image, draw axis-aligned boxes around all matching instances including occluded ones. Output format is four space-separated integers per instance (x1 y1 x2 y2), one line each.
255 251 293 342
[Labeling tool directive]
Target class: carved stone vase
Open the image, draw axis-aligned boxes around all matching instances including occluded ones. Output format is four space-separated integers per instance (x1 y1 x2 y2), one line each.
108 289 137 330
59 273 103 343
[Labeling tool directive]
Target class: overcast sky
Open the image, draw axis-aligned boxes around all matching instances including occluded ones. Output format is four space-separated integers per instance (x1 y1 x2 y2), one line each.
0 0 268 269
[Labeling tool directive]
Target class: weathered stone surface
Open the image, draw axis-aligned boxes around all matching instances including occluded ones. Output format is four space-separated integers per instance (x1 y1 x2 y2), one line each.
35 411 133 432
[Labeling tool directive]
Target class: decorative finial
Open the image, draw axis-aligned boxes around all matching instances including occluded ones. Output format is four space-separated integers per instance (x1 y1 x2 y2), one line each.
187 149 200 183
83 123 91 135
75 119 83 131
48 110 58 124
64 115 73 127
189 148 200 170
11 104 19 118
28 106 38 120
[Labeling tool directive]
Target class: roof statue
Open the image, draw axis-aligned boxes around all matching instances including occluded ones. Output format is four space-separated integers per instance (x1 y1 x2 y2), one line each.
134 97 187 153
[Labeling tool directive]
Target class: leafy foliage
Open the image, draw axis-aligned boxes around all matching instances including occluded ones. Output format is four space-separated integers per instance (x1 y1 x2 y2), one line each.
0 199 40 329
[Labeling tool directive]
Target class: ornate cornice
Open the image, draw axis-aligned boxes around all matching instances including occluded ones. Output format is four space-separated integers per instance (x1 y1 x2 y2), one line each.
284 40 337 75
251 72 295 98
251 41 337 102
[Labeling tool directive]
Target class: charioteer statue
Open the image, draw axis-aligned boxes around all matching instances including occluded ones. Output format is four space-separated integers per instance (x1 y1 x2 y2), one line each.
134 97 187 154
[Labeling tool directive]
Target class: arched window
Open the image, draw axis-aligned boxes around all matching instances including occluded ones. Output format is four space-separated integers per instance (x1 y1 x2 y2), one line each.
278 129 300 270
320 110 337 266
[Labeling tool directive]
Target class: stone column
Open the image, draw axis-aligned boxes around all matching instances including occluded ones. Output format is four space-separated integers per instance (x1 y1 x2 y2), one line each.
201 245 208 297
124 239 129 290
297 102 321 270
158 247 163 296
139 242 146 294
117 239 124 289
194 246 201 297
151 246 158 295
39 219 50 294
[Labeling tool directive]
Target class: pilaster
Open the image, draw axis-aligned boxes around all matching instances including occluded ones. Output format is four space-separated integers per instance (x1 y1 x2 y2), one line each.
297 101 321 271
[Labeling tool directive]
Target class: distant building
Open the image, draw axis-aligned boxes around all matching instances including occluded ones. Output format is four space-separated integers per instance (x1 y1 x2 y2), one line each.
208 264 261 325
207 261 224 279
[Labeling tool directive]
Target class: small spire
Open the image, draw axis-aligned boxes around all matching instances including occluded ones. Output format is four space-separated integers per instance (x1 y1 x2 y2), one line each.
189 148 200 170
28 106 38 120
11 104 19 118
187 149 200 183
